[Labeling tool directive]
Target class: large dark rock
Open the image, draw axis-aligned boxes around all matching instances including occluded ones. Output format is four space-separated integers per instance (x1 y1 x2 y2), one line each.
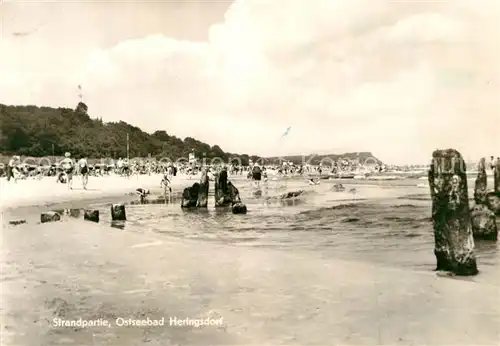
181 183 200 208
428 149 478 276
280 190 304 199
474 158 488 205
110 204 126 221
197 169 209 208
9 220 26 226
332 184 345 192
41 211 61 224
232 203 247 214
470 204 498 240
485 192 500 216
253 189 263 197
84 209 99 223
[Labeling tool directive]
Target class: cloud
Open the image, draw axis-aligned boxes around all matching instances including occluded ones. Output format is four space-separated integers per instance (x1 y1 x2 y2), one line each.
1 0 499 164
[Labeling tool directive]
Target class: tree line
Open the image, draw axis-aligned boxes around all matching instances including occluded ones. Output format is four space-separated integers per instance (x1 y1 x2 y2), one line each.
0 102 381 166
0 103 259 165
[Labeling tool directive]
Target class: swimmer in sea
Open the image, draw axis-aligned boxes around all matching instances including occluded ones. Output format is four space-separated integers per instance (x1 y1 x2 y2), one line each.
308 178 320 185
136 188 150 203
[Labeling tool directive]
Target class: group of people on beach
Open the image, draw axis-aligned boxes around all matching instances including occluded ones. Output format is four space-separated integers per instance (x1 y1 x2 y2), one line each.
56 152 89 190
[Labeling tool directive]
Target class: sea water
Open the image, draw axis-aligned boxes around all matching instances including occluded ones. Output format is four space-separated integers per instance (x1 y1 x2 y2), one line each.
74 175 500 287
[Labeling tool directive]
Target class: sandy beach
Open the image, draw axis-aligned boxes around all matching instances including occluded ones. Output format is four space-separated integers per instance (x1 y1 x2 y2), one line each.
0 174 194 211
2 219 499 346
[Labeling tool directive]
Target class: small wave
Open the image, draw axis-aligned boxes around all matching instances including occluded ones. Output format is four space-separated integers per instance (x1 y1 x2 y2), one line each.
341 217 360 223
404 233 421 238
382 216 418 222
390 204 419 209
399 194 431 201
298 203 363 216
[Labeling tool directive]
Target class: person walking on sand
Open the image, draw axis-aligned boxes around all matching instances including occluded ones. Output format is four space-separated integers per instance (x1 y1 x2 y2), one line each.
78 156 89 189
7 156 20 183
59 152 75 190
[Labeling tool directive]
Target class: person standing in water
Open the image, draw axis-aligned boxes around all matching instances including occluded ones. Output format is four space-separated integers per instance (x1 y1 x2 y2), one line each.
59 152 75 190
251 163 262 189
78 156 89 189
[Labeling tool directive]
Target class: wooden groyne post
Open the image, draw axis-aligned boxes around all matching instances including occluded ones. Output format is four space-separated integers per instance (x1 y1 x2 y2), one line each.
110 204 126 221
494 157 500 193
471 157 497 240
428 149 478 275
197 169 209 208
474 158 488 205
486 157 500 215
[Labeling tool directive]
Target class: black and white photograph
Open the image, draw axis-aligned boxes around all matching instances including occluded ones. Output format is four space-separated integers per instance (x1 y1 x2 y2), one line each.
1 0 499 345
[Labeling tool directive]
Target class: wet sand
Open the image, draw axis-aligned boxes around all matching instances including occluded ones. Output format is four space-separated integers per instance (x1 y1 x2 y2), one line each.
2 220 499 346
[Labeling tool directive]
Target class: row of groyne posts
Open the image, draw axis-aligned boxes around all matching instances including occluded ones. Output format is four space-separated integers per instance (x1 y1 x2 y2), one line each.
179 168 248 213
11 169 248 227
429 149 499 276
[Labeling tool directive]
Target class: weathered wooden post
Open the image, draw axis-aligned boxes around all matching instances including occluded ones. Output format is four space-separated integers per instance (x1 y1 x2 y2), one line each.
495 158 500 193
197 169 209 208
181 183 200 208
474 158 488 205
471 157 498 240
428 149 478 275
214 171 231 207
487 158 500 215
41 211 61 223
68 209 81 218
84 209 100 223
110 204 126 221
486 192 500 216
470 205 497 240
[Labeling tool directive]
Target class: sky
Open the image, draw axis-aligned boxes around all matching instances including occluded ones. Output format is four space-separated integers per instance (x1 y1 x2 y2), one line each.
0 0 499 164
